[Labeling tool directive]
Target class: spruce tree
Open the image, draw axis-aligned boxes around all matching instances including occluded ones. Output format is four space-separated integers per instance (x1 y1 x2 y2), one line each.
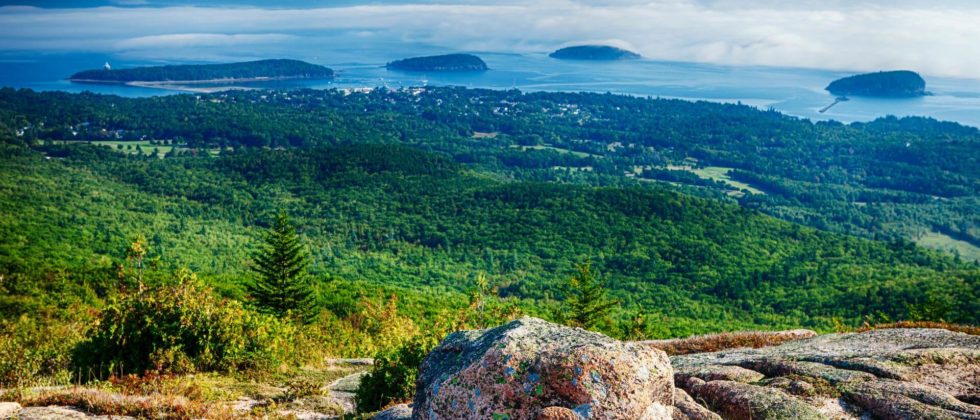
561 263 619 331
249 211 316 321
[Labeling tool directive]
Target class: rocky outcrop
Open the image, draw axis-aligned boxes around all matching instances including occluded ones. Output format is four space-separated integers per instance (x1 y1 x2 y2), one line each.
669 328 980 419
374 403 413 420
672 388 721 420
412 317 673 419
385 321 978 419
0 402 22 418
15 406 137 419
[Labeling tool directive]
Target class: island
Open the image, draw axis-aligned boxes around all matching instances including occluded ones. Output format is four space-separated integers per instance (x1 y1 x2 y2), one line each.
385 54 488 72
69 59 333 89
549 45 641 61
825 70 927 98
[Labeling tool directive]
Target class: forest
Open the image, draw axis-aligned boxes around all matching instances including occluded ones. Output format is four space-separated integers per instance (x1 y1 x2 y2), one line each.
1 139 976 330
1 86 976 258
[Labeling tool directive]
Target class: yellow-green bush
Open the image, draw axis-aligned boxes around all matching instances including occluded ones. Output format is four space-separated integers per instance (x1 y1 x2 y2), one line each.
0 315 87 387
300 294 420 358
74 269 299 378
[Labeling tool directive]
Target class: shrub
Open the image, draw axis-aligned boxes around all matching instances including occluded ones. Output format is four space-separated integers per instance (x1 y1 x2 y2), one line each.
74 269 299 378
302 294 421 359
0 314 87 387
354 337 435 413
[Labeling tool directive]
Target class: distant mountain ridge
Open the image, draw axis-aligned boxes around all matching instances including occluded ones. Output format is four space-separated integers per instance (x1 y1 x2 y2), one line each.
826 70 927 98
69 59 334 83
550 45 641 61
386 54 488 72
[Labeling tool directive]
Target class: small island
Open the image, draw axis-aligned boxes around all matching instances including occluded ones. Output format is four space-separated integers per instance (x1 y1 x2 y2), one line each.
69 59 333 89
826 70 927 98
549 45 641 61
385 53 488 72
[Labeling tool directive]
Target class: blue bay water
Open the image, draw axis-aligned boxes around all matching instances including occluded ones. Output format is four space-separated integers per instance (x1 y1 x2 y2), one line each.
2 51 979 128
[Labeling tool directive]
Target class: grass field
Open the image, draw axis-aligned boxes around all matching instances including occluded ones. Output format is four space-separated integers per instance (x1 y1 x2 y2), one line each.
510 144 596 158
47 140 226 158
917 230 980 262
690 166 766 195
88 140 176 157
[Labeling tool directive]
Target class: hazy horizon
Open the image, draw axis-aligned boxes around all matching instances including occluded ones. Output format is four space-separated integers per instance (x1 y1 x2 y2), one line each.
2 0 979 80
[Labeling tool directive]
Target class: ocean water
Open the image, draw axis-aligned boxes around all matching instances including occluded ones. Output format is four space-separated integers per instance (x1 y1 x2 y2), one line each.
2 51 979 128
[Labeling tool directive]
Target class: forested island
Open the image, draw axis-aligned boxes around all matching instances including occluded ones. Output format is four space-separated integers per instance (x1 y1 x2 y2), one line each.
826 70 927 97
69 58 334 84
549 45 641 60
385 53 488 72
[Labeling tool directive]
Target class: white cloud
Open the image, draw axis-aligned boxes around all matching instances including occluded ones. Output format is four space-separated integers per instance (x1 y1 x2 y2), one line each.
115 33 296 49
0 0 978 78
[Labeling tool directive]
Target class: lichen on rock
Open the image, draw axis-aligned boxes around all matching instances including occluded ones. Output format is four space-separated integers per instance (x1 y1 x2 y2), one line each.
671 328 980 420
412 317 673 420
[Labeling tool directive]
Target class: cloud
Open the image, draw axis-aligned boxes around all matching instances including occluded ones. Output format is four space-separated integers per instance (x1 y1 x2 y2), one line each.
115 33 296 49
0 0 978 78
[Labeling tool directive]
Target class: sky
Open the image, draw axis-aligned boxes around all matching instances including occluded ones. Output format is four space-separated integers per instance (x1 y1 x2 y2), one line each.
1 0 979 79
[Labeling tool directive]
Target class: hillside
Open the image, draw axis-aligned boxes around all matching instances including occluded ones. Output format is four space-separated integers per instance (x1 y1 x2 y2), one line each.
1 141 976 336
549 45 641 60
69 59 334 83
386 54 488 72
2 87 976 260
826 70 927 97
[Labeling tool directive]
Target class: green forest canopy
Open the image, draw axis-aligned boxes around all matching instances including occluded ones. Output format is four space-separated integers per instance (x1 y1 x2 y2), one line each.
1 86 975 259
1 140 976 337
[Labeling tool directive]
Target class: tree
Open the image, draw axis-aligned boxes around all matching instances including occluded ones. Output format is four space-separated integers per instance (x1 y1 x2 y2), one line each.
558 263 619 331
461 273 522 330
249 211 316 321
125 234 149 298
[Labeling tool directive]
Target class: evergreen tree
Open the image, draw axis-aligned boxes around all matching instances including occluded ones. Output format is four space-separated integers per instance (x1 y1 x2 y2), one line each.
249 211 316 321
559 263 619 331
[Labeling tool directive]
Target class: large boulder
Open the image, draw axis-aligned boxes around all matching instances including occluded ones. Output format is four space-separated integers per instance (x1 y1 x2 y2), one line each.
412 317 673 419
668 328 980 419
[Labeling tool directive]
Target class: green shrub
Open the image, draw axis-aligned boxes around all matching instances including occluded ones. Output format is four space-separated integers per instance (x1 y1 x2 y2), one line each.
0 315 86 387
74 269 298 378
354 337 435 413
